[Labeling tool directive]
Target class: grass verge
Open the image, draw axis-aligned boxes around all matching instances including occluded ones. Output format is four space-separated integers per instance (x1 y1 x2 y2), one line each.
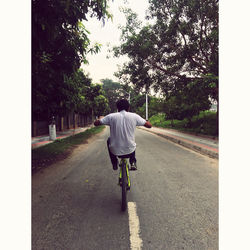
150 111 218 137
32 125 105 174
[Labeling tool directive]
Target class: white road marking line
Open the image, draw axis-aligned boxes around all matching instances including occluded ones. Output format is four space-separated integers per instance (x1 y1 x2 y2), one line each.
128 202 143 250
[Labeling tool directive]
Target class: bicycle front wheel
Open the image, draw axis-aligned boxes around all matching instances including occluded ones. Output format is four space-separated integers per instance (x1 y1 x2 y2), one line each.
121 162 127 211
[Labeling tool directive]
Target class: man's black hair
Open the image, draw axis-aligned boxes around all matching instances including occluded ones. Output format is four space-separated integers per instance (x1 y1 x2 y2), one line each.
116 99 130 112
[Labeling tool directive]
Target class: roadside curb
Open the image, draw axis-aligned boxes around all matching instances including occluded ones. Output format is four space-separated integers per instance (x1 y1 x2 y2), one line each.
139 127 218 159
155 127 218 141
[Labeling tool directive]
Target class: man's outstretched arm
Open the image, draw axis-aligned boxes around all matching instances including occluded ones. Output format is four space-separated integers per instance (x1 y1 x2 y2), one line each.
144 120 152 128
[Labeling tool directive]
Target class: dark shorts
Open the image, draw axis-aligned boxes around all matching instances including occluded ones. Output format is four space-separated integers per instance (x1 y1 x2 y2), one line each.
107 137 136 165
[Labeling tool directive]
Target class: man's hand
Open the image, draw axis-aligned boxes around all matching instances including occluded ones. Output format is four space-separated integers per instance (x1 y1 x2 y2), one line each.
94 120 102 126
144 120 152 128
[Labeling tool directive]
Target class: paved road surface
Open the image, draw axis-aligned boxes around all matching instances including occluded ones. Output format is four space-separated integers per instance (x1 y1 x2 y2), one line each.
32 127 218 250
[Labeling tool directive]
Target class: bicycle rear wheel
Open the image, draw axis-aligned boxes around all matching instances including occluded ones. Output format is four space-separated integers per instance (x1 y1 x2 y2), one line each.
121 161 128 211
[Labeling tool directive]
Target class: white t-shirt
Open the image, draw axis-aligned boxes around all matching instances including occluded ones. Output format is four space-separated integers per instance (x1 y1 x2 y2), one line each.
100 110 146 155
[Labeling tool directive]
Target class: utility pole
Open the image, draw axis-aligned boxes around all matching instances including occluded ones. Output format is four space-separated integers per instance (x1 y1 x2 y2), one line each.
123 90 130 103
146 93 148 120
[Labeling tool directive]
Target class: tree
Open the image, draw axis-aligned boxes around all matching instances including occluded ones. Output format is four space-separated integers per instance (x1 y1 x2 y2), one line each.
32 0 112 120
101 78 148 114
66 69 92 115
113 0 218 119
93 95 110 117
129 93 149 113
85 83 108 115
101 78 123 113
162 76 212 123
134 95 164 119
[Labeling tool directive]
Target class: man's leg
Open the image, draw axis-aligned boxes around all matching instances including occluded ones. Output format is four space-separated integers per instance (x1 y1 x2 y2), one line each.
128 151 136 165
107 137 118 170
129 151 137 170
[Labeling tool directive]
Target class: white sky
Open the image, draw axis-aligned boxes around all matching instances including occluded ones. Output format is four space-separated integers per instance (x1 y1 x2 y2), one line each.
81 0 149 83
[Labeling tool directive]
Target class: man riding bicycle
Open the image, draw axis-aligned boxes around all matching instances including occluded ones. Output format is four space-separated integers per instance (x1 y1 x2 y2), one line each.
94 99 152 170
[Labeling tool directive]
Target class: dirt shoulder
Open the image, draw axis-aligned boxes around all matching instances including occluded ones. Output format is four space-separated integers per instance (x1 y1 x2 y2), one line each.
32 126 106 175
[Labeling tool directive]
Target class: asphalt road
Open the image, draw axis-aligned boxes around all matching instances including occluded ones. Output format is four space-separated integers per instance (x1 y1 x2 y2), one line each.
32 127 218 250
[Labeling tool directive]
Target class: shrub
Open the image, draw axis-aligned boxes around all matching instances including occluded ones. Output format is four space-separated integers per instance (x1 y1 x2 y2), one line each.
149 111 218 136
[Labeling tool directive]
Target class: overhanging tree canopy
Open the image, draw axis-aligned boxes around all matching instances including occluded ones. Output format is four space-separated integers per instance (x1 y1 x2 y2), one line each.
32 0 112 120
113 0 218 119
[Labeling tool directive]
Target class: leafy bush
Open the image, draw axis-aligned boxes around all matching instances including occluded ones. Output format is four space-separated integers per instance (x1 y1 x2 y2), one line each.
149 111 218 136
149 113 165 126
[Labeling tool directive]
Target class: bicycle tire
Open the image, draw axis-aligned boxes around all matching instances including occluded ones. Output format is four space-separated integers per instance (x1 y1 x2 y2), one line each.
121 161 127 211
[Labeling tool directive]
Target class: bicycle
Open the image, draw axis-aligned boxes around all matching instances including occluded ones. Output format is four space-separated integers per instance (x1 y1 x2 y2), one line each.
118 156 131 211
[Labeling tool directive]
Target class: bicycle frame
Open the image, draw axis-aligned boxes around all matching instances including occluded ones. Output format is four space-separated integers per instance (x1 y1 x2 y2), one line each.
119 158 131 211
119 158 131 188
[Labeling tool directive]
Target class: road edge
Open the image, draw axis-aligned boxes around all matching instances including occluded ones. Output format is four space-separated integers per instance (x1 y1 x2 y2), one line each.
138 127 218 159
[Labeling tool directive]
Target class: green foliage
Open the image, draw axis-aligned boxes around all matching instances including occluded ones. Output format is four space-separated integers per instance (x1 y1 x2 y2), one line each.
93 94 110 116
163 77 212 121
149 113 165 126
101 78 124 113
150 111 217 136
61 69 92 116
101 78 144 114
134 95 163 118
113 0 218 121
32 0 111 120
129 94 148 113
79 83 109 116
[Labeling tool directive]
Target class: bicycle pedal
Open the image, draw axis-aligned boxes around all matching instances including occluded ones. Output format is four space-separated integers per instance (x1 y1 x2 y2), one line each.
118 178 122 186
